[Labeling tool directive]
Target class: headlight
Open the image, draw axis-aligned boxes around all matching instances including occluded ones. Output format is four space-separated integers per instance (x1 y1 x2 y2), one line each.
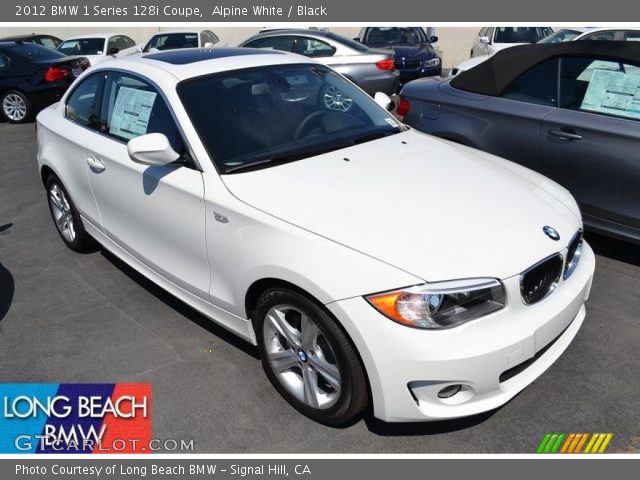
365 278 505 329
424 57 441 68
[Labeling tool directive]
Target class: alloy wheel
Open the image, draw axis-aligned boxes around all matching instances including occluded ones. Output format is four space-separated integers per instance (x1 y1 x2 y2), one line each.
2 94 27 122
263 304 342 409
323 86 353 112
48 183 76 243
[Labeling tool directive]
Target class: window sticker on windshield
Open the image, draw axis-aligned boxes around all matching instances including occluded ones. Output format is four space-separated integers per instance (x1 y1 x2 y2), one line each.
385 118 400 128
581 68 640 120
109 87 157 140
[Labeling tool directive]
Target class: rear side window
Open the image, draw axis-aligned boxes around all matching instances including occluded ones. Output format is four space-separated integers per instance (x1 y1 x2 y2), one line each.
145 33 198 52
244 36 295 52
100 72 185 153
326 32 368 52
580 31 617 41
201 30 219 45
39 36 60 49
11 43 65 61
622 30 640 42
559 57 640 121
66 73 104 128
293 37 335 57
502 59 559 106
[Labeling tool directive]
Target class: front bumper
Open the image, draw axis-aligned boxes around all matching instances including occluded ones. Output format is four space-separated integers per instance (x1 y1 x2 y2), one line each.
327 242 595 422
398 65 442 86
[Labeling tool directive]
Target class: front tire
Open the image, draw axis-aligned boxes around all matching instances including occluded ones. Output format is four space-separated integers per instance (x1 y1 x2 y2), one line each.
45 175 94 252
254 289 368 426
1 91 33 123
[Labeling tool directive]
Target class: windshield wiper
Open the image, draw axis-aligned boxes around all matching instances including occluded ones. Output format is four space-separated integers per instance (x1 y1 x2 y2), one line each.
223 129 400 174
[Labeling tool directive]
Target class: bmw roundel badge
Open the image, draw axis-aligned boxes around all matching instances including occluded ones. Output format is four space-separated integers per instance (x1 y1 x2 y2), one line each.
543 226 560 241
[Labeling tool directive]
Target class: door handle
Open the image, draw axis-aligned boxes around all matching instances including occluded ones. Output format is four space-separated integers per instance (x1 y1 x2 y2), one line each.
548 129 583 141
86 156 105 173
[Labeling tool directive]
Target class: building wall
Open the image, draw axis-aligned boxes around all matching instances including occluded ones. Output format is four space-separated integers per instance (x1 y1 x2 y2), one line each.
0 26 479 68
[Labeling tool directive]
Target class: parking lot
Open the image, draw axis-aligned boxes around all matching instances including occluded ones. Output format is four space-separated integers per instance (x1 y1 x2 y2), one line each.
0 121 639 453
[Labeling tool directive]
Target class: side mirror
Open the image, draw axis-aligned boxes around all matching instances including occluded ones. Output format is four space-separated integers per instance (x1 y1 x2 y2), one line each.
107 47 120 55
353 37 360 42
374 92 394 111
135 44 144 53
429 36 439 43
127 133 180 166
203 42 214 48
479 36 490 44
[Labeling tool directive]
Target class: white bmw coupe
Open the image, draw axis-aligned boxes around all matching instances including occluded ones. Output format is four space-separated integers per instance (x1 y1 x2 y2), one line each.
37 48 595 425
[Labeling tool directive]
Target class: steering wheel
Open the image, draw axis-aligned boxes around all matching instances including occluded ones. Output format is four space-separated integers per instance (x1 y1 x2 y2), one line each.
294 110 326 140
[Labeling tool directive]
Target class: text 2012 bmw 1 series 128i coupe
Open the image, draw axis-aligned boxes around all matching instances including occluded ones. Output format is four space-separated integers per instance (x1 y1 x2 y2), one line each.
36 47 595 425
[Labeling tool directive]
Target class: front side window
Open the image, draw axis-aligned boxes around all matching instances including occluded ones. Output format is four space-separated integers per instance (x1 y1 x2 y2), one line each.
178 64 404 173
537 29 582 44
244 36 296 52
622 30 640 42
58 38 106 56
560 57 640 121
502 59 559 106
100 72 185 153
66 73 104 128
494 27 554 44
580 30 617 41
293 37 335 57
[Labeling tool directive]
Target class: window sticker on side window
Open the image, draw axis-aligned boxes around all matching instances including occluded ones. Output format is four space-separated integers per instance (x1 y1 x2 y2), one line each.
109 87 157 140
581 68 640 120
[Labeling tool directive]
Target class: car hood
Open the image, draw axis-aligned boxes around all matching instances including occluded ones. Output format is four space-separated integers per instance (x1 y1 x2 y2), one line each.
222 130 581 282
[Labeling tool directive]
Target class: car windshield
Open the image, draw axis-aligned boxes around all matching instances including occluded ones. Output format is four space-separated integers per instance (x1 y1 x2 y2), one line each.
58 38 105 56
494 27 554 44
178 64 404 173
363 27 426 45
10 43 65 61
538 29 582 43
144 33 199 51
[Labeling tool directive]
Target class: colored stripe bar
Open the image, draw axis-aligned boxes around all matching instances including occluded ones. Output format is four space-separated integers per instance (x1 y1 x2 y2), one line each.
537 433 552 453
560 433 576 453
550 433 566 453
598 434 613 453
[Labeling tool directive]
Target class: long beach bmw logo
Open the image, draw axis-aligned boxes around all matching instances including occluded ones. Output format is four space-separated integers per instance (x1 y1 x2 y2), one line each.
543 226 561 241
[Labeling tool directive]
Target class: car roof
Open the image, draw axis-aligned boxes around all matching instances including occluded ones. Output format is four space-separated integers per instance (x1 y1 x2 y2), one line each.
450 40 640 96
95 47 312 81
62 33 124 40
150 30 203 35
246 29 332 41
0 34 55 40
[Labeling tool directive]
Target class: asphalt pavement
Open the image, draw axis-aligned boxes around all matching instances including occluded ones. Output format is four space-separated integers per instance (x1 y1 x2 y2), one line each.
0 121 639 453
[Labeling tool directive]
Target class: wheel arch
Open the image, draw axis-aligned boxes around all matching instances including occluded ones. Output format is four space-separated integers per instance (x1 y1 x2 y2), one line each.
244 276 374 403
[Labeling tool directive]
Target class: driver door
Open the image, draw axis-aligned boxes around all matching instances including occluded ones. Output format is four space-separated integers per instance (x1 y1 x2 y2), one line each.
85 71 210 299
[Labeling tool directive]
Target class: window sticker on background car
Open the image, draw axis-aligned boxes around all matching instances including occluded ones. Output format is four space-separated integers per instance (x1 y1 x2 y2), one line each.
581 68 640 120
109 87 157 140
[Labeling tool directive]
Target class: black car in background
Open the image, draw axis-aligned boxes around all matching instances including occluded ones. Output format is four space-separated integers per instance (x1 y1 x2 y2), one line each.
355 27 442 86
0 34 62 50
399 41 640 244
0 42 89 123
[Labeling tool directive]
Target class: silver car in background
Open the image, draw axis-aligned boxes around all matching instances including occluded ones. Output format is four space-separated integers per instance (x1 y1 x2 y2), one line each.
240 29 399 96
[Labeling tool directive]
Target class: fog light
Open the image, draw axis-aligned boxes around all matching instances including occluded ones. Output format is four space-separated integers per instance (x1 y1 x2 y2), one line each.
437 384 462 399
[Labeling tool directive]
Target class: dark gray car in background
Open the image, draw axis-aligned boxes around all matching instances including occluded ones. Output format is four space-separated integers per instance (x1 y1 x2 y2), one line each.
399 41 640 244
240 29 399 96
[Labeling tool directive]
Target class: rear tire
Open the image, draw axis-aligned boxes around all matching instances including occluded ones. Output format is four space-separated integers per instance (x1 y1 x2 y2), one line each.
1 90 33 123
45 174 95 252
254 288 368 426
